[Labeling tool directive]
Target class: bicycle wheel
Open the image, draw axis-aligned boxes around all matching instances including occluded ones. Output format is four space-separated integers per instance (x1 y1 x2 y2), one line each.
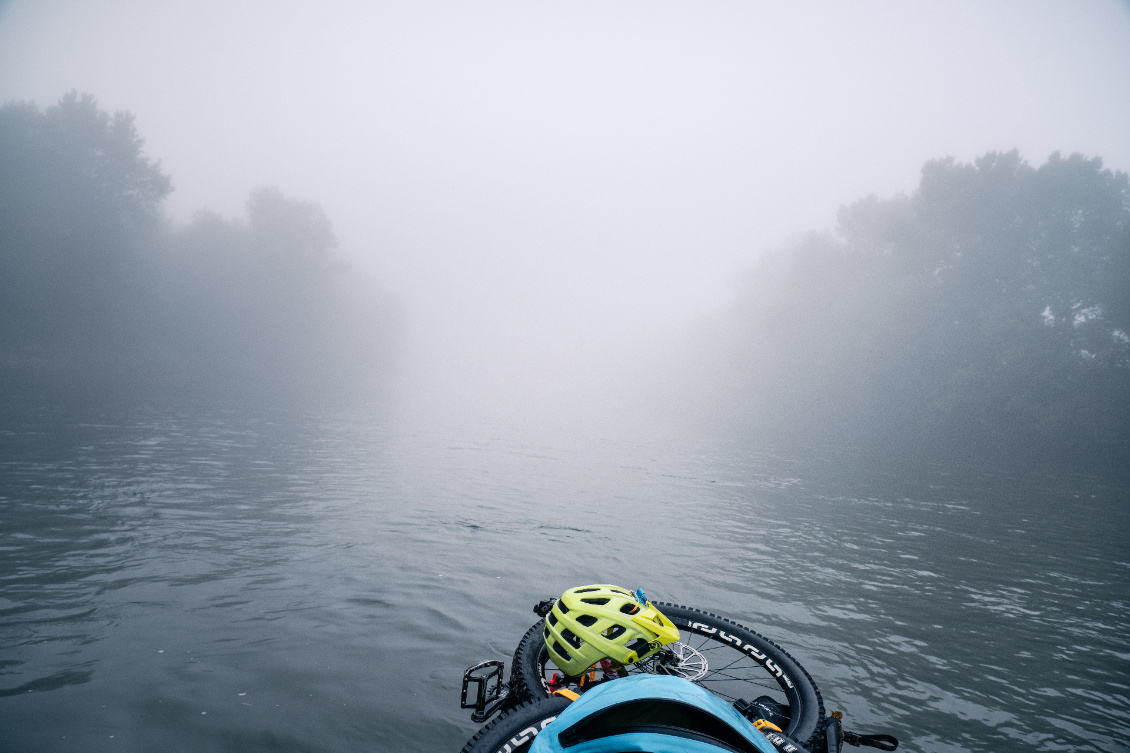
509 602 825 749
460 696 573 753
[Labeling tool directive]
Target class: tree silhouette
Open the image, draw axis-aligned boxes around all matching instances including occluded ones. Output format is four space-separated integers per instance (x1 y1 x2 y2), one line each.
0 92 172 392
0 93 397 406
694 151 1129 469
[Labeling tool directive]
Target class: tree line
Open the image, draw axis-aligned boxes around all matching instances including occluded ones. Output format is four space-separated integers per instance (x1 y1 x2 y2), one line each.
0 92 400 407
674 151 1129 471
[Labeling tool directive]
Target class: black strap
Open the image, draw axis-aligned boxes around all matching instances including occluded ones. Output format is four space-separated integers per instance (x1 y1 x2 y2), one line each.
843 731 898 751
761 730 807 753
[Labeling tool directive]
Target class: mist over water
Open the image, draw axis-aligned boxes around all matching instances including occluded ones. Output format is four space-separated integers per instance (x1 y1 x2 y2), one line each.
3 1 1129 423
2 3 1130 752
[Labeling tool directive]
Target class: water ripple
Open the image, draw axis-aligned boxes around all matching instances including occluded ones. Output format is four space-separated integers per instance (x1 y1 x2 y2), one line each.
0 405 1126 752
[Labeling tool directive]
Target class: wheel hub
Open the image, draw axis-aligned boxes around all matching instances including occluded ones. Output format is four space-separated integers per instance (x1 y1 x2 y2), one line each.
639 641 707 681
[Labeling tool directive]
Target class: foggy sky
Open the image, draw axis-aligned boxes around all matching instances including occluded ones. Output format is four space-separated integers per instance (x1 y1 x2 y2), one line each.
2 1 1128 425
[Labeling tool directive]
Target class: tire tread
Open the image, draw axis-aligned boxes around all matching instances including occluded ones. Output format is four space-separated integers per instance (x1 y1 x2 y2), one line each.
460 696 571 753
510 601 826 750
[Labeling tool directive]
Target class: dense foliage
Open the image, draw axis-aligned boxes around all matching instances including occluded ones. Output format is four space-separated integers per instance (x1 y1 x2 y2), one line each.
688 151 1129 469
0 93 399 406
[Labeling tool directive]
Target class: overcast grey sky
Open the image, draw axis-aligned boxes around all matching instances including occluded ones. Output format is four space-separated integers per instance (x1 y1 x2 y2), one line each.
2 1 1128 422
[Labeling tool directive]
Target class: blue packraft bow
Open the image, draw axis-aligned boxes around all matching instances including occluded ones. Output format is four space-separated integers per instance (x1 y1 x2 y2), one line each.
529 674 780 753
458 591 899 753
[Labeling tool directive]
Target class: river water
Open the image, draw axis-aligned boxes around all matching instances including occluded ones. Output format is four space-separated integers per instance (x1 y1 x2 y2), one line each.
1 403 1127 752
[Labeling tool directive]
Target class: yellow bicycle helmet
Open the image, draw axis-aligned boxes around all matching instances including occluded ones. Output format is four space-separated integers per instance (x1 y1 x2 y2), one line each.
542 585 681 676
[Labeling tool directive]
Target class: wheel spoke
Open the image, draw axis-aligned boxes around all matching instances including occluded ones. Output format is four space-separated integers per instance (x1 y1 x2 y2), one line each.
519 605 822 750
710 654 756 673
699 672 779 687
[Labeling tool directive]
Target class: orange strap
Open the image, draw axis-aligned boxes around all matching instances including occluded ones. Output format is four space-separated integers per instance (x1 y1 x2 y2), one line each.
754 719 783 733
552 688 580 701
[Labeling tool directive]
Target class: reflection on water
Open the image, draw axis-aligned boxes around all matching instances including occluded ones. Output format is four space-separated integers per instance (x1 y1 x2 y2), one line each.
1 405 1127 752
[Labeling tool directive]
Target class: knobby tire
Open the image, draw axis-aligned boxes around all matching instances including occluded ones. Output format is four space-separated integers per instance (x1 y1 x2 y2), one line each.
508 602 825 750
460 696 573 753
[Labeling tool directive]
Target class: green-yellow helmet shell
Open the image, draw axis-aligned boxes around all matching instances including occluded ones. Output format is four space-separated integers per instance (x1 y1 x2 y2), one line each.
542 585 681 676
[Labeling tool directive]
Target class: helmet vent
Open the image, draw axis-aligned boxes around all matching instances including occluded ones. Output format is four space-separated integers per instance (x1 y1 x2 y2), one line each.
626 638 651 655
580 597 610 606
550 640 572 662
602 625 626 639
574 587 599 593
575 614 597 627
620 602 640 615
558 602 570 614
561 628 584 650
548 612 558 626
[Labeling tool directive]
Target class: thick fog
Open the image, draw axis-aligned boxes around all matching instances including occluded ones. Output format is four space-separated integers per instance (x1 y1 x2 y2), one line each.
2 1 1129 433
